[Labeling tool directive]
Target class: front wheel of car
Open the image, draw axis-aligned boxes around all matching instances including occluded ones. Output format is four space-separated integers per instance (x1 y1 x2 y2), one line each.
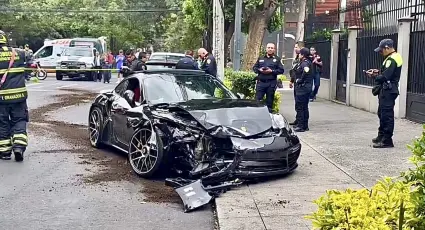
128 128 165 178
56 72 63 80
89 107 104 148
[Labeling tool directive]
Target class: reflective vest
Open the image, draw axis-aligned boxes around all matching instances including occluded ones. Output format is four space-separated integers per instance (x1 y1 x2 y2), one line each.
0 46 27 103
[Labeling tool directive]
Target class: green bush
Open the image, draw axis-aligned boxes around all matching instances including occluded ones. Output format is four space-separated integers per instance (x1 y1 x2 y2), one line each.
306 125 425 230
223 68 281 113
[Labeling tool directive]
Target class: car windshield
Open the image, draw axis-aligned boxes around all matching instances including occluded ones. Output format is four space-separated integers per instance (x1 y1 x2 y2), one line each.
143 74 235 104
63 48 92 57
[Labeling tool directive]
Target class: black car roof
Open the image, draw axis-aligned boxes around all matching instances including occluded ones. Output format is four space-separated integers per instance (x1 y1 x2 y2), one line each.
130 69 207 80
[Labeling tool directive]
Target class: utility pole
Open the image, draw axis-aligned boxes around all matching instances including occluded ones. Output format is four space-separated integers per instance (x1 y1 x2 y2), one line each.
212 0 225 80
233 0 242 71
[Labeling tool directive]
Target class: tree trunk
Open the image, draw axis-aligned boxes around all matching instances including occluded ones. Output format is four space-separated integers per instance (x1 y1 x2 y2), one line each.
241 13 268 71
241 0 279 71
295 0 306 45
224 21 235 63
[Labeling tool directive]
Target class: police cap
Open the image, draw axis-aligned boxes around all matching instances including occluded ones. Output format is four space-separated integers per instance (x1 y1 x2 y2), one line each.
300 47 310 56
0 30 7 44
374 38 394 52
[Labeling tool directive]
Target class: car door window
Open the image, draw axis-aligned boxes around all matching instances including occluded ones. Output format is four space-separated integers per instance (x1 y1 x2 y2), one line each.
114 79 129 96
36 46 53 58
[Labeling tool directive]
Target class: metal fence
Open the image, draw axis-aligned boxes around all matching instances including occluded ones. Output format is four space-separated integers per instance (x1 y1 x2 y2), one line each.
407 31 425 94
305 40 331 79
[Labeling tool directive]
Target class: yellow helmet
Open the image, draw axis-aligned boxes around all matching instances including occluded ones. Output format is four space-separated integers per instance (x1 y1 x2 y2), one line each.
0 30 7 44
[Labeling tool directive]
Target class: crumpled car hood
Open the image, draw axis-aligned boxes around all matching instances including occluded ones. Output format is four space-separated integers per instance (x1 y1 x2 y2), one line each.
177 99 272 136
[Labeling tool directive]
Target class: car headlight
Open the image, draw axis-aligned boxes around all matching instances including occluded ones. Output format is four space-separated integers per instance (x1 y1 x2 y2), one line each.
86 63 93 68
270 114 290 130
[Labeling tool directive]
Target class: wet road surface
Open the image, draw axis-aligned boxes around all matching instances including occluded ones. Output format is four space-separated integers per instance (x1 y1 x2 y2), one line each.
0 77 215 230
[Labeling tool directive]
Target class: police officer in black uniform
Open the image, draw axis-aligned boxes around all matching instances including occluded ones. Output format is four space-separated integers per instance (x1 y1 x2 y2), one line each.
291 47 313 132
0 30 29 161
176 50 199 70
366 39 402 148
252 43 285 113
289 41 304 126
198 48 217 77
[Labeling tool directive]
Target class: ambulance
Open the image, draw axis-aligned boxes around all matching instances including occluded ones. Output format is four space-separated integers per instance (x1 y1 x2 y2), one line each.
33 37 107 70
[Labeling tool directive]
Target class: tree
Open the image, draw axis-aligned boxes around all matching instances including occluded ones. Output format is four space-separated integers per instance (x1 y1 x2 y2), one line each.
0 0 174 52
241 0 282 70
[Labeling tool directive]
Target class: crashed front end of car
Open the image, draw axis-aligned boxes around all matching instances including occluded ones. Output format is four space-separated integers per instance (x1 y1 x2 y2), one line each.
137 103 301 212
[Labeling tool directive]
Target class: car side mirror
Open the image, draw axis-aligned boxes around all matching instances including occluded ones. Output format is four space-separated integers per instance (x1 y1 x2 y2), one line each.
236 93 245 99
123 90 136 108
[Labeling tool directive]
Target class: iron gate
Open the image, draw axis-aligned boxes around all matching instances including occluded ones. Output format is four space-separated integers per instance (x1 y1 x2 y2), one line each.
336 34 348 102
406 31 425 123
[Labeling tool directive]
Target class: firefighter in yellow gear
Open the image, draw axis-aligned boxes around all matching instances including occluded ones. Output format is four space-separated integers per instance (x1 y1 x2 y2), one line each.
0 30 29 161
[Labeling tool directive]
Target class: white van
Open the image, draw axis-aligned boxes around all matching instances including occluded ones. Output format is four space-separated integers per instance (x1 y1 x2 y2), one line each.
33 39 72 70
33 37 107 70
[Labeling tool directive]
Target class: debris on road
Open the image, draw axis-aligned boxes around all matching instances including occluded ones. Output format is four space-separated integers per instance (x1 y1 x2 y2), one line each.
29 89 180 204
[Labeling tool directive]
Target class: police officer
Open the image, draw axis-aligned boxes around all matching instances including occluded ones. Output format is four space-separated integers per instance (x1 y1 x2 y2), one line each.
252 43 285 113
366 39 402 148
0 30 29 161
176 50 199 70
198 48 217 77
289 41 304 126
291 47 313 132
131 52 148 71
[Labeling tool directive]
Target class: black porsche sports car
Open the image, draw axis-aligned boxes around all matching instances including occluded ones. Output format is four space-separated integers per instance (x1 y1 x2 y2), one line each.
88 69 301 179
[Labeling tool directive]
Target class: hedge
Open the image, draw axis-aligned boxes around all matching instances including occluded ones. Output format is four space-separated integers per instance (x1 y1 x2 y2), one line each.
223 68 283 113
306 125 425 230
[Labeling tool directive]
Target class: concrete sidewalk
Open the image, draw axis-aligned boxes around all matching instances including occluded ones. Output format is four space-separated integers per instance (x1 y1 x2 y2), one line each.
216 91 422 230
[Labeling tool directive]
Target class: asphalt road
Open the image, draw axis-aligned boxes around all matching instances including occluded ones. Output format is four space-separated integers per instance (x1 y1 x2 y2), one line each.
0 75 215 230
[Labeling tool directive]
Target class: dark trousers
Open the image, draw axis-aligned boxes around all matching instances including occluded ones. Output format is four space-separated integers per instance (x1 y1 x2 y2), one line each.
295 93 310 129
103 64 112 83
377 93 398 142
310 72 321 99
0 101 29 155
256 79 277 113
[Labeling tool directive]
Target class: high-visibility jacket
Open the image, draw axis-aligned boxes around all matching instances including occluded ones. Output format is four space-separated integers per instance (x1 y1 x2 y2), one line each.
0 45 27 104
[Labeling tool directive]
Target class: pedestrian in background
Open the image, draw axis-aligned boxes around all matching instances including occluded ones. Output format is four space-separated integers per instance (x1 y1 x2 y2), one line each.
252 43 284 113
366 38 402 148
309 47 323 101
176 50 198 70
292 47 313 132
115 49 125 83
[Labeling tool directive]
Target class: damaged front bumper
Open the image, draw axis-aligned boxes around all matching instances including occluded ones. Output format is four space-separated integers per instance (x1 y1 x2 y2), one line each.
166 135 301 212
231 136 301 178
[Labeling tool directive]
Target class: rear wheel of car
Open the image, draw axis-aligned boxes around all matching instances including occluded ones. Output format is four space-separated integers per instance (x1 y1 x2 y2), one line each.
128 128 165 178
89 107 103 148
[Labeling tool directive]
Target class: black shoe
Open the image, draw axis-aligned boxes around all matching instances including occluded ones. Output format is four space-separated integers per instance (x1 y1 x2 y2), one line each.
0 153 11 160
372 136 383 144
14 149 24 162
289 121 298 126
293 127 309 132
373 142 394 148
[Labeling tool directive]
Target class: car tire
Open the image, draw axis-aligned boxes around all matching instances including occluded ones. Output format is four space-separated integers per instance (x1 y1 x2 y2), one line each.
88 107 104 148
56 72 63 80
128 127 167 178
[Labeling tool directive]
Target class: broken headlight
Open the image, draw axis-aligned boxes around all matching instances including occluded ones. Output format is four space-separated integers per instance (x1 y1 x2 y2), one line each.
270 114 290 130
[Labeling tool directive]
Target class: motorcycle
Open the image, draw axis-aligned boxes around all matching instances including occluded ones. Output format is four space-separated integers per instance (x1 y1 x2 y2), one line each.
29 60 47 80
